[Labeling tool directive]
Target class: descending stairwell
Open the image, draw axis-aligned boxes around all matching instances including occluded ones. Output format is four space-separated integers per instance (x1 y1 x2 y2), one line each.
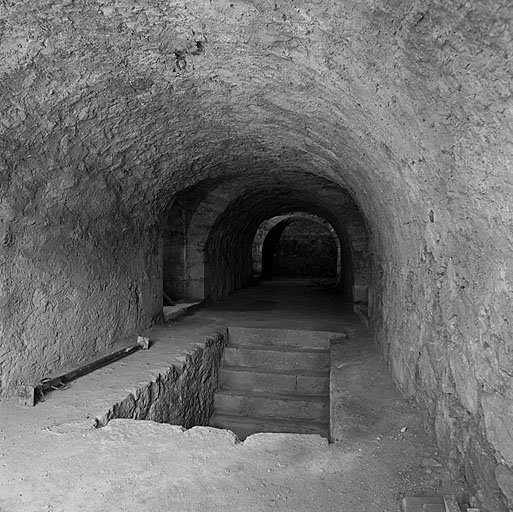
210 327 336 440
401 495 476 512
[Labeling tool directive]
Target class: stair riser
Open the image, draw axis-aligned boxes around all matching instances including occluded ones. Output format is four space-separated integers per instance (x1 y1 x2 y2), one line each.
228 327 332 349
401 497 445 512
210 416 329 440
219 369 329 395
223 347 329 371
422 506 445 512
214 394 329 421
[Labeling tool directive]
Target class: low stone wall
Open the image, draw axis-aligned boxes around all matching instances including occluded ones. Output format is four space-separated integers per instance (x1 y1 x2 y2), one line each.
95 330 227 428
329 337 371 445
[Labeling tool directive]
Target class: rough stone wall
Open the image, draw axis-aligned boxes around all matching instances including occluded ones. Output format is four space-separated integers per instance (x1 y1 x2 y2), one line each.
205 208 255 302
0 212 162 397
96 330 226 428
371 235 513 511
0 0 512 509
163 201 187 301
362 4 513 509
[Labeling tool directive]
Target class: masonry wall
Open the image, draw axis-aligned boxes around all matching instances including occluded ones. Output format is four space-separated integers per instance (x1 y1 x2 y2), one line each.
163 202 188 301
96 331 226 428
370 201 513 511
0 209 162 397
205 212 255 302
0 1 511 510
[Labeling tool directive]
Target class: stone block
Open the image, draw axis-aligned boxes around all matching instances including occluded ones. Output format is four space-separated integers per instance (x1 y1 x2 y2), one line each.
162 302 202 323
296 373 329 395
400 496 444 512
214 391 328 421
223 346 329 371
15 385 35 407
422 505 445 512
495 464 513 510
443 495 462 512
219 368 296 394
137 336 150 349
210 413 328 440
227 327 342 349
481 394 513 466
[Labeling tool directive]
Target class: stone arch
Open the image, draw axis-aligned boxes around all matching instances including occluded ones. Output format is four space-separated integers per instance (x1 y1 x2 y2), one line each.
162 174 370 305
252 213 341 283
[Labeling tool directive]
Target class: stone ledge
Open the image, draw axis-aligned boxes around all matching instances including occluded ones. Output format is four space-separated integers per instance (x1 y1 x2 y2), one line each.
163 301 204 323
95 328 227 428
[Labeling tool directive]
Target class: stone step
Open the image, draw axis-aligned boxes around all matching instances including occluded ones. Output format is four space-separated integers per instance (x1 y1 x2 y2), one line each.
443 496 463 512
401 496 463 512
401 497 444 512
214 389 329 421
423 505 445 512
227 326 346 350
210 413 329 440
218 366 329 395
223 344 329 371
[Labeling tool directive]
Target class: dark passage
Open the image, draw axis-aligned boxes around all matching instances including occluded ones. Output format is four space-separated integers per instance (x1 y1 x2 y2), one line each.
262 218 337 280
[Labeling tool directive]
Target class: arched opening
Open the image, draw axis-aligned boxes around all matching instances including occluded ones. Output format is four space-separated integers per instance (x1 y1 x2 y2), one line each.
266 220 337 279
161 176 370 307
255 214 340 283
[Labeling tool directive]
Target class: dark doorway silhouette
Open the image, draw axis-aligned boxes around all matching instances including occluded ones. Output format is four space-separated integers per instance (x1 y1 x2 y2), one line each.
262 219 337 279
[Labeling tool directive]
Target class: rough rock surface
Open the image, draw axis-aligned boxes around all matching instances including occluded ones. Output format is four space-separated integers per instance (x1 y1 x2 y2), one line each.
0 297 461 512
0 419 445 512
96 330 226 428
0 1 512 510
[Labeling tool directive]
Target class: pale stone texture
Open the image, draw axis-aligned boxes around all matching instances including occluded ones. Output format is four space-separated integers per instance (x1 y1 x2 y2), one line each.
0 0 512 510
495 464 513 511
96 331 226 428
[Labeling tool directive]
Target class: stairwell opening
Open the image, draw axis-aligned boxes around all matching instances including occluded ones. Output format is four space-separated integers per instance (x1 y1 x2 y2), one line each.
93 330 228 431
210 326 344 441
91 324 345 444
100 176 368 441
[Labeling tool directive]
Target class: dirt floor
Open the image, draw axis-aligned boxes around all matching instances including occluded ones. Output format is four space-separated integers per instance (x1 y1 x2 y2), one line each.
0 280 467 511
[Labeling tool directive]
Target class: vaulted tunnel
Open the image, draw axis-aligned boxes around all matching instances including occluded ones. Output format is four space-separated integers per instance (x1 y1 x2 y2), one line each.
1 1 512 510
162 175 368 304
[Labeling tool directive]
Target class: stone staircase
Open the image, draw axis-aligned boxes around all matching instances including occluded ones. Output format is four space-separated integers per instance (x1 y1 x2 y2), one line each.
401 495 478 512
210 327 334 440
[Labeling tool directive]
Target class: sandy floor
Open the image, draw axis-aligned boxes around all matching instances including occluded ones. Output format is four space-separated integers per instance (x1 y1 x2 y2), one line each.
0 280 466 511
